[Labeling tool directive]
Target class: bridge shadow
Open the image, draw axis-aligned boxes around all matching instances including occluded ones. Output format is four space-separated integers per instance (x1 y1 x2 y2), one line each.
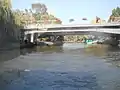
20 46 64 55
0 48 20 62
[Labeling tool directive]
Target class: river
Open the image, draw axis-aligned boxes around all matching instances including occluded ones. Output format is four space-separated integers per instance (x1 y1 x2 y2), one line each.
0 43 120 90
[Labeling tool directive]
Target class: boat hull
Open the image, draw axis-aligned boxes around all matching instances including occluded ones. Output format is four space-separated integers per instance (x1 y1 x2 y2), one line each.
35 41 64 46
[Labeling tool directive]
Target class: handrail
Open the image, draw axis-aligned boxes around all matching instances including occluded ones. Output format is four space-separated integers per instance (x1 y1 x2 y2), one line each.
24 23 120 29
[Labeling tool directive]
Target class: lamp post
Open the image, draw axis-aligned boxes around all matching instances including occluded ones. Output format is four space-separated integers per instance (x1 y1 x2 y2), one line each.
82 18 88 40
82 18 88 23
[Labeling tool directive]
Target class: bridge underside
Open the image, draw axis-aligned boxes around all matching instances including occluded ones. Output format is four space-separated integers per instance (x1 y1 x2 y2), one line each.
22 24 120 46
23 30 120 47
37 31 112 37
43 31 90 35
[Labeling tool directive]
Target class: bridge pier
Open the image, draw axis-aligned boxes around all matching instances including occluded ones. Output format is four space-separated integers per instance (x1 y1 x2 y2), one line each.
24 33 37 43
24 32 64 46
30 33 34 43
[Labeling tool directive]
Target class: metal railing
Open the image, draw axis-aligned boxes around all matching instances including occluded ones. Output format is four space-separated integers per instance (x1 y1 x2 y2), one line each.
24 23 120 29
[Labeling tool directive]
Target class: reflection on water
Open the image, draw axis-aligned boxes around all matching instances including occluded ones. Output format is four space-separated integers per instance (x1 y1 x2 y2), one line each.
0 49 20 62
20 46 63 55
1 43 120 90
84 45 108 57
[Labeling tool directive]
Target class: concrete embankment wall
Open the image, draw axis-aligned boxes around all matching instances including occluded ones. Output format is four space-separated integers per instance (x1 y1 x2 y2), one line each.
0 26 20 61
0 26 20 47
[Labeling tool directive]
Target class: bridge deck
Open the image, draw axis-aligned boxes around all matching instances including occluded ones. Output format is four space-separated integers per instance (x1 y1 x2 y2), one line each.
24 23 120 30
23 23 120 35
24 28 120 35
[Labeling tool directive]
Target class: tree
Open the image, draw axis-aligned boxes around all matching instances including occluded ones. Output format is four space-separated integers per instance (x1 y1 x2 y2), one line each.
0 0 11 24
112 7 120 17
31 3 62 24
0 0 16 46
12 10 24 26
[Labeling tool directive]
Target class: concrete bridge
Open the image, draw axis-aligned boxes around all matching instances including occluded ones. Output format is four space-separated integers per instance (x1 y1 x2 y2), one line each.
22 23 120 43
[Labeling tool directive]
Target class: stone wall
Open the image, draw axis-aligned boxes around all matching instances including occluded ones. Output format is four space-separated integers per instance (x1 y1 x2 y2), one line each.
0 25 20 49
64 35 86 42
0 25 21 61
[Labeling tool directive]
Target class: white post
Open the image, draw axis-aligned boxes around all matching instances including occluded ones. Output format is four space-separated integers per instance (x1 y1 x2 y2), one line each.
31 33 34 43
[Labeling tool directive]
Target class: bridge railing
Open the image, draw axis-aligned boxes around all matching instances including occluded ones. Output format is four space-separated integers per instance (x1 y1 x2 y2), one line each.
24 23 120 29
24 28 120 35
24 24 62 29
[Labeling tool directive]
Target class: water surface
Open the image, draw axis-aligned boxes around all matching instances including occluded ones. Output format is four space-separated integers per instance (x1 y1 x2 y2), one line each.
0 43 120 90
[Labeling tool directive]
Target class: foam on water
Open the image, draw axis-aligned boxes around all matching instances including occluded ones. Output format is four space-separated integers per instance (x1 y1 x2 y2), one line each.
63 43 85 49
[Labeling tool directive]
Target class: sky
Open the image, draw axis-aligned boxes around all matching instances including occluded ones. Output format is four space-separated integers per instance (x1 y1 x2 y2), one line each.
12 0 120 24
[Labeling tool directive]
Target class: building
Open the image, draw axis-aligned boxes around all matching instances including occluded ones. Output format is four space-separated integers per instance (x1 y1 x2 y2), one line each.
108 16 120 23
91 17 106 24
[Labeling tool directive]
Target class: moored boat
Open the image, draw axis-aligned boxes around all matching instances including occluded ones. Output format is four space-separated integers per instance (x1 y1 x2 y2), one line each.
35 34 64 46
36 40 64 46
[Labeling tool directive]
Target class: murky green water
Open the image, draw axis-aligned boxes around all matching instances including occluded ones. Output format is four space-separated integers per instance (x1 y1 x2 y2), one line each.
0 43 120 90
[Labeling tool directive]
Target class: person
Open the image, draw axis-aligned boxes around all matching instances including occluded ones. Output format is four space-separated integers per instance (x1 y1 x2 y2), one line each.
24 39 28 44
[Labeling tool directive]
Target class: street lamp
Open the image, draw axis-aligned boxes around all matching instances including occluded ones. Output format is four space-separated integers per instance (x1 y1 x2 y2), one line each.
82 18 87 21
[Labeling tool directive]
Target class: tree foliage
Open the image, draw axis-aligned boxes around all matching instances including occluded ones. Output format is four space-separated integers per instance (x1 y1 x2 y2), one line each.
0 0 24 28
33 12 62 24
0 0 19 46
0 0 12 24
31 3 62 24
0 1 62 29
112 7 120 17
